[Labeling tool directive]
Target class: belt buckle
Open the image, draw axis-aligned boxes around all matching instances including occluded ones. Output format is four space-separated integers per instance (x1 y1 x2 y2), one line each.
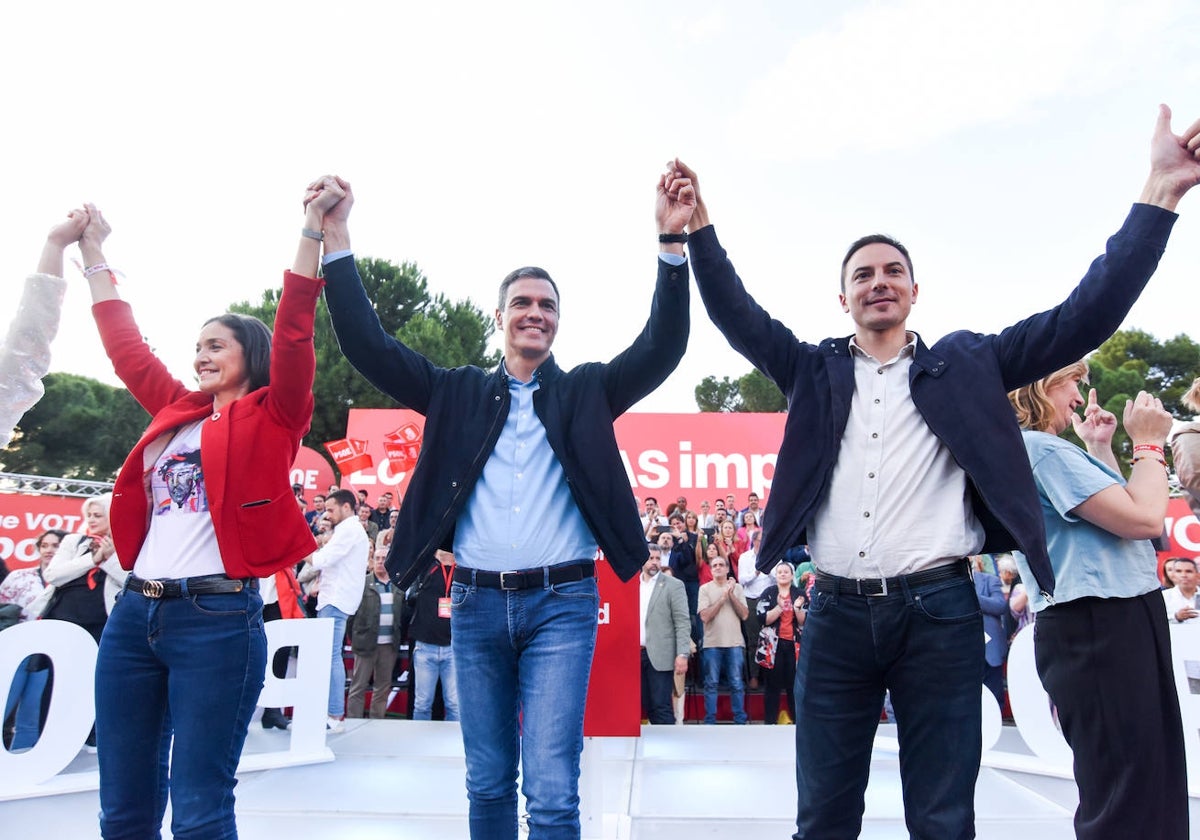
143 579 165 599
499 571 521 591
858 577 888 597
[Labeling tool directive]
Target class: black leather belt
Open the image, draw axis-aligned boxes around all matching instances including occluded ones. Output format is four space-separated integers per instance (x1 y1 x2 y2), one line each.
126 574 257 599
453 562 595 591
815 559 969 597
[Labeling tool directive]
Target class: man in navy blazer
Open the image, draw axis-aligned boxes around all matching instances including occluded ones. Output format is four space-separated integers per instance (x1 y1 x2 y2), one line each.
674 104 1200 840
972 556 1009 710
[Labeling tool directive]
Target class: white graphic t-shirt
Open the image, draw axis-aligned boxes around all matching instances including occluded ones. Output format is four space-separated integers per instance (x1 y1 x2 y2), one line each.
133 420 224 579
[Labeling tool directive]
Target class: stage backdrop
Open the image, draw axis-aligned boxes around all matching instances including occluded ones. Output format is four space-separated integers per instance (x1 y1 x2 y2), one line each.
5 412 1200 736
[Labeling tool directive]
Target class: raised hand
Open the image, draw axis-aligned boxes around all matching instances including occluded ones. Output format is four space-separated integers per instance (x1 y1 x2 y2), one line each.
304 172 350 223
656 160 696 236
1140 104 1200 210
46 207 89 249
304 175 351 221
671 159 710 230
80 203 111 258
1122 390 1173 446
1071 388 1117 448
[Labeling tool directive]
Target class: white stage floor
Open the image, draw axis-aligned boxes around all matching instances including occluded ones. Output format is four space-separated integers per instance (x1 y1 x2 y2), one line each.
5 721 1198 838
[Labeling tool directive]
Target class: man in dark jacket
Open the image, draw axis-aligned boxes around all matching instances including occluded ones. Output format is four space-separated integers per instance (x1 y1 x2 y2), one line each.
317 171 696 838
675 104 1200 840
408 549 458 721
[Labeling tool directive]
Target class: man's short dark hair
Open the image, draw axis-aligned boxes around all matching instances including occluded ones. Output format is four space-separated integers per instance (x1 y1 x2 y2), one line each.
668 513 684 524
202 313 273 391
313 494 325 503
1175 557 1197 572
327 489 357 509
840 234 915 292
498 266 560 311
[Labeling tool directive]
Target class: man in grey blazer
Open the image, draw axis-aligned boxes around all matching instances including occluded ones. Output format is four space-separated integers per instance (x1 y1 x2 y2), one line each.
640 544 692 724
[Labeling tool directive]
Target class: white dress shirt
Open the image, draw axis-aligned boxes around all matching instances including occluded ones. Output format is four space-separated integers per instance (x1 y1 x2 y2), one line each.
1164 586 1200 623
808 335 985 578
311 515 369 615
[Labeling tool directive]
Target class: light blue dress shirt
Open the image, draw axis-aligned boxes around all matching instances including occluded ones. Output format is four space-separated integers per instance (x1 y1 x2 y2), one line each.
453 365 597 571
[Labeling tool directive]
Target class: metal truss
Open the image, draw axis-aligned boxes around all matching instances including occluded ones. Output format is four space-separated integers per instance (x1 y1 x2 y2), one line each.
0 472 114 498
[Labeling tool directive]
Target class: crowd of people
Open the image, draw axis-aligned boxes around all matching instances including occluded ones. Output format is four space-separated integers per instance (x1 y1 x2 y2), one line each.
1 103 1198 840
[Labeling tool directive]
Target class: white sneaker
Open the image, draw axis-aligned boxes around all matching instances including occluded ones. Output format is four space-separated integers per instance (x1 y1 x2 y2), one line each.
326 716 345 733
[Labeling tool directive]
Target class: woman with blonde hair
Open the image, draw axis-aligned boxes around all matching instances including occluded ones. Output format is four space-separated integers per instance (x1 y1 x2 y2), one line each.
43 494 127 640
1008 362 1187 838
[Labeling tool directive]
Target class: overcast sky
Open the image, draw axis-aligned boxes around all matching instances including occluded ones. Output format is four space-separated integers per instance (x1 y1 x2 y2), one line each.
9 0 1200 419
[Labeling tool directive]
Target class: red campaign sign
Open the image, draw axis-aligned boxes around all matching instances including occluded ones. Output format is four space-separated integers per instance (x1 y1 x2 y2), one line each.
289 446 336 500
1160 497 1200 570
585 558 640 737
0 495 90 570
323 437 373 475
341 408 789 509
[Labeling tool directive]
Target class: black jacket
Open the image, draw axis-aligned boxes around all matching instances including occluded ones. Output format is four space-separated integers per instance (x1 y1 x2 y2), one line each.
324 255 689 589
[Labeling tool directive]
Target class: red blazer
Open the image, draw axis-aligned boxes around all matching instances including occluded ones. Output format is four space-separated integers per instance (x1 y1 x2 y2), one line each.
93 272 321 579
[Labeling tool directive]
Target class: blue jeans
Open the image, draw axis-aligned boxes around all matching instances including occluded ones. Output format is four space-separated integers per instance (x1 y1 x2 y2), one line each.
701 645 746 723
317 605 348 717
4 657 49 750
412 641 459 721
792 574 982 840
96 585 266 840
450 573 598 840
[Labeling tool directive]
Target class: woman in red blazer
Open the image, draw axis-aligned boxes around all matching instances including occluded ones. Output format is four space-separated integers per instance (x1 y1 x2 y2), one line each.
80 178 346 839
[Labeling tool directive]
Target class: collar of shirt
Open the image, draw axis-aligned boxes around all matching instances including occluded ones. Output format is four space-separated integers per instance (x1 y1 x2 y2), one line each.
847 331 917 365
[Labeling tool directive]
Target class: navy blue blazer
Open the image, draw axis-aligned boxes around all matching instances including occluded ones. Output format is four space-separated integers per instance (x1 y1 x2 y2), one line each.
689 204 1178 596
322 255 689 589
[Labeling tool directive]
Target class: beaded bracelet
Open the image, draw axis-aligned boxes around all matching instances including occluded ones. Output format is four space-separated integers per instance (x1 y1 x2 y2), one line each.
1130 455 1168 469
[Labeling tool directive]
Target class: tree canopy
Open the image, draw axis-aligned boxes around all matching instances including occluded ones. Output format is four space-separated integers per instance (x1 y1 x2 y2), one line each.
2 373 148 478
1071 329 1200 472
695 368 786 412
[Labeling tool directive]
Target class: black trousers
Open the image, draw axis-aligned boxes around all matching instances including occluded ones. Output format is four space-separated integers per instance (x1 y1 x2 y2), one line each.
640 648 675 724
1034 591 1189 840
763 638 796 724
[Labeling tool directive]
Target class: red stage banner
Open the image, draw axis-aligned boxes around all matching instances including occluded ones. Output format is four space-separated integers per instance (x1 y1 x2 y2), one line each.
585 558 640 736
0 495 89 569
340 409 789 508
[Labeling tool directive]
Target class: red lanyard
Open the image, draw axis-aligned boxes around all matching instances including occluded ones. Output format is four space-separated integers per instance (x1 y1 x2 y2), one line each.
438 561 455 596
